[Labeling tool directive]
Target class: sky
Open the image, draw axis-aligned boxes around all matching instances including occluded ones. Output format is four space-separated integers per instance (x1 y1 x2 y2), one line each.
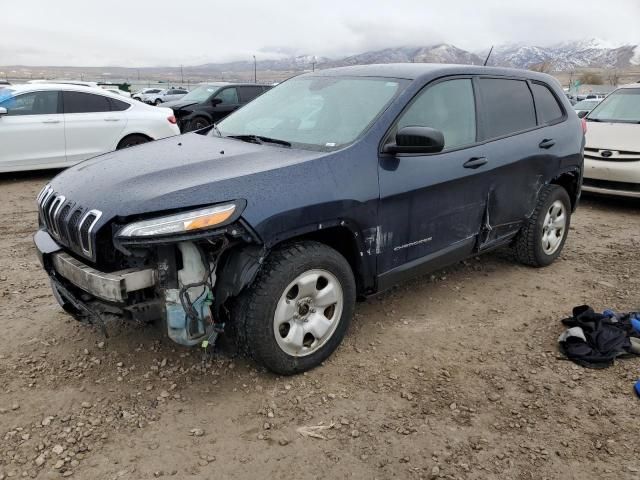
2 0 640 67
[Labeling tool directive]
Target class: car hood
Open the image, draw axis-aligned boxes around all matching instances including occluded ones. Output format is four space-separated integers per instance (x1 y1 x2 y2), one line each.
585 121 640 152
49 133 326 227
161 99 199 110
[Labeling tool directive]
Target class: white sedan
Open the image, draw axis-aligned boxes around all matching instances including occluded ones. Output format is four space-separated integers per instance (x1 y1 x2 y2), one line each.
0 83 181 173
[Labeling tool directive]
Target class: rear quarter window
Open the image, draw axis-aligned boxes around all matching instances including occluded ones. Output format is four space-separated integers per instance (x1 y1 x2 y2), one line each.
477 78 537 139
531 83 564 124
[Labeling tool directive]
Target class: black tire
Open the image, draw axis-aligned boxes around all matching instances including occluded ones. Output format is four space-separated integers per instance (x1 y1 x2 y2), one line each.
515 184 571 267
154 99 162 106
117 134 150 149
235 241 356 375
187 116 210 132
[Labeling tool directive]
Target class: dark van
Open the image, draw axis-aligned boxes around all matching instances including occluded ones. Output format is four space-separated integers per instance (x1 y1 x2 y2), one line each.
34 64 584 374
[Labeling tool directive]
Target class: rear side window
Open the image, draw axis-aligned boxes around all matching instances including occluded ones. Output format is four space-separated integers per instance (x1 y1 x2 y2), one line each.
0 91 59 115
63 91 111 113
532 83 563 124
477 78 536 139
396 78 476 151
108 97 130 111
238 86 265 103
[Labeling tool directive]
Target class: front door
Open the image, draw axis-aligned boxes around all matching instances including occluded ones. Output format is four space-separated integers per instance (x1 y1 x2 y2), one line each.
209 87 240 123
377 77 490 287
0 90 66 171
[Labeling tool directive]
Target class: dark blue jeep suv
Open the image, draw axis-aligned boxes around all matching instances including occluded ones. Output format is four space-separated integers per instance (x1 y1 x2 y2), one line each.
34 64 584 374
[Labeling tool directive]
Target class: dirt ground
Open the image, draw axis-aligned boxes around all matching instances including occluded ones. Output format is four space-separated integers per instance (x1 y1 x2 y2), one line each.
1 171 640 480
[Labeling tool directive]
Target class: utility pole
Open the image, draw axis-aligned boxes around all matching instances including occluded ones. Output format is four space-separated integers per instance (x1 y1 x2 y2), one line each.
312 56 316 72
180 64 184 84
253 55 257 83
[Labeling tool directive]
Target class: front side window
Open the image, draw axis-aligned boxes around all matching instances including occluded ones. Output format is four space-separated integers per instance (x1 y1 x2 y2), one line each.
63 91 111 113
478 78 536 139
395 78 476 151
587 88 640 123
216 76 404 150
214 88 239 105
0 90 59 116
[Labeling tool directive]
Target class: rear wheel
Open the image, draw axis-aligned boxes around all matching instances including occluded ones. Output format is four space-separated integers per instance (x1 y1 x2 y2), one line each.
154 99 162 106
515 184 571 267
117 134 150 149
235 241 356 375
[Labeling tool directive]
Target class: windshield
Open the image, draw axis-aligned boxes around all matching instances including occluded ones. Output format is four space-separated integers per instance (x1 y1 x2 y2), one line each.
215 76 405 150
574 100 599 110
587 88 640 123
181 84 223 103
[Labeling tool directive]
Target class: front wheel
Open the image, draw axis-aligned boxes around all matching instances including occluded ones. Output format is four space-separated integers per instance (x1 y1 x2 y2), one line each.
154 99 162 106
186 116 210 132
235 241 356 375
515 184 571 267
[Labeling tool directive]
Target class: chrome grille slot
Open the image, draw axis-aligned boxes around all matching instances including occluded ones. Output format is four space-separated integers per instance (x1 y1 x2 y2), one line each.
36 184 103 261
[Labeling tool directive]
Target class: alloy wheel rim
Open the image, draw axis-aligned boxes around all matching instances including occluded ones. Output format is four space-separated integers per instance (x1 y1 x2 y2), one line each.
541 200 566 255
273 269 343 357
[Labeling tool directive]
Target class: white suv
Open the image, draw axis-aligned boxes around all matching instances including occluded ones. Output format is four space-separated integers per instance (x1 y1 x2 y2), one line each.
0 84 180 173
582 84 640 198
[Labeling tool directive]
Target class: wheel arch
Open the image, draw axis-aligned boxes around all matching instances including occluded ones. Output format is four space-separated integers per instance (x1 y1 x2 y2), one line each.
213 222 373 314
550 167 581 211
116 133 153 149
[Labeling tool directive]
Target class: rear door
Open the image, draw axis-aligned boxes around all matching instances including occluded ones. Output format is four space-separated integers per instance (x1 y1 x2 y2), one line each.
475 78 565 247
0 90 66 170
63 90 128 163
377 77 489 286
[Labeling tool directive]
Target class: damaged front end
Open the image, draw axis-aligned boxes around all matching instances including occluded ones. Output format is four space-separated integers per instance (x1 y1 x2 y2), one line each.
35 194 264 347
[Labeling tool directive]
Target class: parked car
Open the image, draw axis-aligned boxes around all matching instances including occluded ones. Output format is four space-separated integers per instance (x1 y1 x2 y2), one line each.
146 88 189 105
582 84 640 198
34 64 583 374
132 88 162 101
573 99 600 117
162 82 271 132
0 83 180 172
100 86 132 98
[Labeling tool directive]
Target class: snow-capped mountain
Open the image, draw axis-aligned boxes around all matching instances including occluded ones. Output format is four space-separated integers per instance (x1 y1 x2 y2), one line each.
487 39 638 70
327 44 483 67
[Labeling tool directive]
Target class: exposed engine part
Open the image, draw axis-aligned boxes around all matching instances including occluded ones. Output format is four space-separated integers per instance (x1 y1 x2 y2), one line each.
165 242 217 346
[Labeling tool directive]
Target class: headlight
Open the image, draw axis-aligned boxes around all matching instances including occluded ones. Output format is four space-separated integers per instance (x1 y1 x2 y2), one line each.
117 203 237 238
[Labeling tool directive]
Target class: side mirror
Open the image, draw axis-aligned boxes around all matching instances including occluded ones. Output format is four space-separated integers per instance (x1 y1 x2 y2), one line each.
577 110 588 119
211 98 222 106
0 107 7 116
383 126 445 155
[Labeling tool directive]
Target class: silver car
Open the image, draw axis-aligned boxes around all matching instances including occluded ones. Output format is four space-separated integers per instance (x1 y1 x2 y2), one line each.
146 88 188 106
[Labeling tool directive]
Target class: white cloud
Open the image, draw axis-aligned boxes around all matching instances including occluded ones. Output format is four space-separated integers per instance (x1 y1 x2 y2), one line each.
2 0 639 66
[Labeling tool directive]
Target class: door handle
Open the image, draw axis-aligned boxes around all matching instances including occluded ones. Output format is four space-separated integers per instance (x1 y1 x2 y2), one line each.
463 157 488 169
104 118 120 122
539 138 555 149
42 119 61 124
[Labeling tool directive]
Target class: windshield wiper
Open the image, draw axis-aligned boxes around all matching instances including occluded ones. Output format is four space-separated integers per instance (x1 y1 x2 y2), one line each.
226 134 291 147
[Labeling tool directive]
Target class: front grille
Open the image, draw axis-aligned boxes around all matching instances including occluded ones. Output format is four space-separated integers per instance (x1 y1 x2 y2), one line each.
584 147 640 162
36 185 102 261
583 178 640 193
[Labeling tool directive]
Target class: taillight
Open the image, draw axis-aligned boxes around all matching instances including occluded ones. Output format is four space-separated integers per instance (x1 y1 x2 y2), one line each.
167 115 177 124
581 117 587 135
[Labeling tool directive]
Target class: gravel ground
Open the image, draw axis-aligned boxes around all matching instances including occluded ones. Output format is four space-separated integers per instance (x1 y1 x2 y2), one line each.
1 171 640 480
